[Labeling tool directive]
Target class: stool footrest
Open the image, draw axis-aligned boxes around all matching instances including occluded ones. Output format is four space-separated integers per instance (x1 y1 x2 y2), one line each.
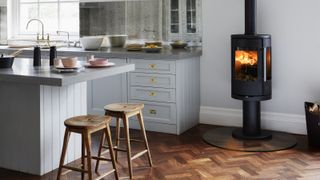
102 145 127 152
62 165 87 173
119 138 144 143
131 149 148 161
92 156 113 162
96 169 116 180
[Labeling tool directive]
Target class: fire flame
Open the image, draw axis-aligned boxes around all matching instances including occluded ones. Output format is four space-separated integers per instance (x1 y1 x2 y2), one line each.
235 50 258 65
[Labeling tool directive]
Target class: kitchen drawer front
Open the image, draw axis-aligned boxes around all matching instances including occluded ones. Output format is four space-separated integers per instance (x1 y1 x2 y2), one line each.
129 87 176 103
129 100 177 125
130 59 176 74
129 73 176 89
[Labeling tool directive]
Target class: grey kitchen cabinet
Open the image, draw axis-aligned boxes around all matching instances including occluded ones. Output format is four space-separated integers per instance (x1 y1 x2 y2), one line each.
87 58 128 115
88 57 200 135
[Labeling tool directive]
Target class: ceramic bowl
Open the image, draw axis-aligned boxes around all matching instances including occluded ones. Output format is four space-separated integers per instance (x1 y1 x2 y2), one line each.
61 57 78 68
80 36 104 50
108 35 128 47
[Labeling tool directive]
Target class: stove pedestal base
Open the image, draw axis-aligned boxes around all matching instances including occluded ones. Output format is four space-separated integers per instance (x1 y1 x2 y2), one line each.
232 128 272 140
203 127 297 152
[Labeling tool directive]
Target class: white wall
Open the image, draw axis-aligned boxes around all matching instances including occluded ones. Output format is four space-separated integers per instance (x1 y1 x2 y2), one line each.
200 0 320 134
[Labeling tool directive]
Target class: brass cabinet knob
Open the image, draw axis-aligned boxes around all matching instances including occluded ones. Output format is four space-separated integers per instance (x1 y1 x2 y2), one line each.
150 77 157 84
149 64 156 69
149 91 157 97
149 109 157 115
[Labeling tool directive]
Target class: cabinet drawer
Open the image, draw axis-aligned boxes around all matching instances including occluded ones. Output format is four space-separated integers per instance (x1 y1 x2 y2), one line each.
129 87 176 103
129 100 176 125
130 59 176 74
129 73 176 89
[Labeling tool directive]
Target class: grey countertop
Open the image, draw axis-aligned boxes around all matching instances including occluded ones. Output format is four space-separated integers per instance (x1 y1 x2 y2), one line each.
0 46 202 60
0 58 135 86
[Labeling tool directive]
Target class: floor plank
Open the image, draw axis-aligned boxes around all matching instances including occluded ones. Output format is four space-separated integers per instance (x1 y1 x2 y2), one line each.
0 124 320 180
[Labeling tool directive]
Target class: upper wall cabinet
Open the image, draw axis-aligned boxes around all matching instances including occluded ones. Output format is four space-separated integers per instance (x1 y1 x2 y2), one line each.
164 0 202 42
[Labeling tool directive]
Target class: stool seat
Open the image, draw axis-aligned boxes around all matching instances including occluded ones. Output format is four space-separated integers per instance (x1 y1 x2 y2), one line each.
64 115 111 128
104 103 144 113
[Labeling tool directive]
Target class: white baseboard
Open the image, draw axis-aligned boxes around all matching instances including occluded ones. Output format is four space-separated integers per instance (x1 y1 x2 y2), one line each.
200 106 307 135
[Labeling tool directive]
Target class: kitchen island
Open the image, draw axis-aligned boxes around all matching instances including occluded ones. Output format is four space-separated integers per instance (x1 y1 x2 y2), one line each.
0 46 201 135
0 58 134 175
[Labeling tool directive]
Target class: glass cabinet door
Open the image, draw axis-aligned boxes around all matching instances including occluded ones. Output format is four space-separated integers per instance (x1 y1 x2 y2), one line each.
167 0 201 41
170 0 179 33
186 0 196 33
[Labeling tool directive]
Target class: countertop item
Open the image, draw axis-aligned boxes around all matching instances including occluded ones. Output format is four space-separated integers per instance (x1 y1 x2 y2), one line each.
0 54 14 68
0 58 134 86
142 46 162 53
0 46 202 60
108 35 127 47
80 36 104 50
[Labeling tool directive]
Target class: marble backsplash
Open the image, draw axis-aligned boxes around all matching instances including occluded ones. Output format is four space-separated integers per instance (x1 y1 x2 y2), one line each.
80 0 202 43
80 0 162 41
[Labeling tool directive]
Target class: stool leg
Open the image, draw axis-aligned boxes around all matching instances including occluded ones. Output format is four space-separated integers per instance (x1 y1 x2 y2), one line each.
106 124 119 180
57 128 71 180
95 130 106 173
115 117 121 162
81 134 85 180
84 131 93 180
123 115 133 179
137 111 153 167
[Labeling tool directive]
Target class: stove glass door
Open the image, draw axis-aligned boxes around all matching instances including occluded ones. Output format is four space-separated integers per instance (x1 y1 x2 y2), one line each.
235 50 258 81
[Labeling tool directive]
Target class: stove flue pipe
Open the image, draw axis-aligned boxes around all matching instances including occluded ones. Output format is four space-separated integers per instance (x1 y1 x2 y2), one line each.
245 0 256 35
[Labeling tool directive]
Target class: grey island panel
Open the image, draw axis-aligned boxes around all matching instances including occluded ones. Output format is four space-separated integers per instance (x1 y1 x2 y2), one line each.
0 58 135 86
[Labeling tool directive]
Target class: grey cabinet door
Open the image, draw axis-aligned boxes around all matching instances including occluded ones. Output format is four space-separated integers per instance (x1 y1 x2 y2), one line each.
87 58 128 115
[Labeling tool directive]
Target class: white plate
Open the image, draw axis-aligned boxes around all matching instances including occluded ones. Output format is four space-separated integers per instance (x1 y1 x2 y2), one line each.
55 65 82 69
52 67 84 73
84 62 115 68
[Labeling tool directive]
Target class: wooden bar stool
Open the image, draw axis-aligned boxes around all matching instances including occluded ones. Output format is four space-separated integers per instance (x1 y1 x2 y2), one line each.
57 115 119 180
101 103 153 179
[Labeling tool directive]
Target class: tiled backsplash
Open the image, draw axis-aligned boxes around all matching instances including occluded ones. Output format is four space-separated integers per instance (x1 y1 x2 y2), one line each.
80 0 202 43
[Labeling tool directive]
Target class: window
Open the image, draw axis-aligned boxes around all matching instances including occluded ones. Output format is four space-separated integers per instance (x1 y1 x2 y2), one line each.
12 0 79 37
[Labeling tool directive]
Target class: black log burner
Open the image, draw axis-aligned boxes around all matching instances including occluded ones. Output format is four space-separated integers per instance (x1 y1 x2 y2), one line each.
231 0 272 140
203 0 297 152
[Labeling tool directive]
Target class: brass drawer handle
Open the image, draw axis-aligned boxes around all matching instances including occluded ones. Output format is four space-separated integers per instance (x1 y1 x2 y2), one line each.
149 109 157 115
150 77 157 84
149 64 156 69
149 91 157 97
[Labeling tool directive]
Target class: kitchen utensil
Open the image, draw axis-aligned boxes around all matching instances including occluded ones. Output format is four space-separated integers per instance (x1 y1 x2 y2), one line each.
80 36 104 50
108 35 128 47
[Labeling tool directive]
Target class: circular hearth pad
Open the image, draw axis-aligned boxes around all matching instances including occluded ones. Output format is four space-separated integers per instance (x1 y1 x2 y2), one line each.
203 127 297 152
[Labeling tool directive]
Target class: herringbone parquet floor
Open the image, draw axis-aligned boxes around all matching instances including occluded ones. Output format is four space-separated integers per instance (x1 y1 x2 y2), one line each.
1 124 320 180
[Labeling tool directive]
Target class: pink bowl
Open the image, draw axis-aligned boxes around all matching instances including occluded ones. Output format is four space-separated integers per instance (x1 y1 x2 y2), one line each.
89 58 109 66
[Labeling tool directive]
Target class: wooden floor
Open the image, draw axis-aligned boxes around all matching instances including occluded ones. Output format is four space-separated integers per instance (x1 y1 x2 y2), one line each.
1 124 320 180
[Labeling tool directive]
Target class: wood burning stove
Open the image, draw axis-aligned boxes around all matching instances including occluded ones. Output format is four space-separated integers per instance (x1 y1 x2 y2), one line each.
231 0 272 140
203 0 297 152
